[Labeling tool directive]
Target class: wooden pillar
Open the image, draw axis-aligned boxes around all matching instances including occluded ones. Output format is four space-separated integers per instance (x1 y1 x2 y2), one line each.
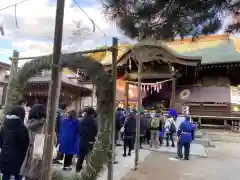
224 119 228 128
124 81 129 109
79 93 82 111
91 84 95 107
12 50 19 73
198 117 201 128
40 0 65 178
170 73 176 108
5 50 19 108
1 86 7 105
74 96 81 113
107 37 118 180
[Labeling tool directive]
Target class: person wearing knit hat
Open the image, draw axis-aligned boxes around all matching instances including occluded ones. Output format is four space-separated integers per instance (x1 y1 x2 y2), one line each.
0 105 29 180
168 108 178 119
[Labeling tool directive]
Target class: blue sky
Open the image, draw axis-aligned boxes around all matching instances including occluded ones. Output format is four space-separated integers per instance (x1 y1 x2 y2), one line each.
0 40 15 63
0 0 131 66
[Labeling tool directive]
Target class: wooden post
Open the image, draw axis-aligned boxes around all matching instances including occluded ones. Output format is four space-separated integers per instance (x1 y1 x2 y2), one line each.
74 96 80 112
170 68 176 108
91 84 95 107
198 117 201 128
40 0 65 179
107 37 118 180
124 82 129 109
5 50 19 107
1 86 7 105
134 49 142 170
12 50 19 73
79 93 82 111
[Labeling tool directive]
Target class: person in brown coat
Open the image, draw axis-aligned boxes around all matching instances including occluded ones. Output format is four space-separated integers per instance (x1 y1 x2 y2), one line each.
20 104 46 180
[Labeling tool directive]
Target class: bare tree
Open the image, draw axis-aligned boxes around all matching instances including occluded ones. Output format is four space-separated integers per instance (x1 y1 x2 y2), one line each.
68 20 92 43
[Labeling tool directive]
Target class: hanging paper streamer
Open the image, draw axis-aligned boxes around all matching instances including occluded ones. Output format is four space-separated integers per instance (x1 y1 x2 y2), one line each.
129 58 132 70
159 83 162 89
131 78 172 94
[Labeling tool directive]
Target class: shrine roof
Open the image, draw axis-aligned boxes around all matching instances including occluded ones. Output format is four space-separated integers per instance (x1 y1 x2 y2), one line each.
167 34 240 65
0 61 11 69
27 71 92 96
89 42 201 67
89 34 240 66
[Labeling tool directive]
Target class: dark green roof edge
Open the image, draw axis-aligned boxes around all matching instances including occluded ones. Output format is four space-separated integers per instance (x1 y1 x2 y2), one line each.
177 39 240 65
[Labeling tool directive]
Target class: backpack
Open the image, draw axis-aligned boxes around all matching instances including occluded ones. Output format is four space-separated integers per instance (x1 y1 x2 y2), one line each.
151 117 160 128
169 122 176 133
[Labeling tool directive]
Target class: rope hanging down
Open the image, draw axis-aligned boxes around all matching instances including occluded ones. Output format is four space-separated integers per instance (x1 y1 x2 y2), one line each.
14 5 19 28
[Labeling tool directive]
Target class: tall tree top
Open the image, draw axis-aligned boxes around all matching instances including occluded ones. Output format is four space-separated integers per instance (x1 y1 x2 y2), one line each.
102 0 240 41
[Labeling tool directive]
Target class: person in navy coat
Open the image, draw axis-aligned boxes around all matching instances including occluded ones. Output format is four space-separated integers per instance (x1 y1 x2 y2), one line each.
76 107 98 172
177 115 195 160
59 110 80 170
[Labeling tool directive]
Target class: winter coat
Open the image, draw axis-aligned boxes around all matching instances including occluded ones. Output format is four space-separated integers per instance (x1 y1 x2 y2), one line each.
59 118 80 155
149 115 164 131
177 120 195 143
79 115 98 152
140 115 150 136
0 115 29 174
124 114 136 138
20 118 45 179
164 117 175 134
116 111 124 132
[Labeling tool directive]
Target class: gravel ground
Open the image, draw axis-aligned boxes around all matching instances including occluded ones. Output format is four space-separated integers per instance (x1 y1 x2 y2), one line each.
122 142 240 180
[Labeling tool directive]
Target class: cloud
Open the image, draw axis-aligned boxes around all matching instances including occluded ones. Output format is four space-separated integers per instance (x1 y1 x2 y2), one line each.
0 0 132 65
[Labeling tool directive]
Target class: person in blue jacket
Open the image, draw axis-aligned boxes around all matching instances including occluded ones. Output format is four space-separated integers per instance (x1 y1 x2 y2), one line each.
59 110 80 170
177 115 195 160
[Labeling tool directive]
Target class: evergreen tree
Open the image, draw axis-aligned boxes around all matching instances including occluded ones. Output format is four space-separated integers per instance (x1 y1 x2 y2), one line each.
102 0 240 40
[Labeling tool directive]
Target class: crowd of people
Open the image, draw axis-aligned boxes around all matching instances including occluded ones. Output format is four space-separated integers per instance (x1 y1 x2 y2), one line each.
0 101 195 180
115 107 195 160
0 102 98 180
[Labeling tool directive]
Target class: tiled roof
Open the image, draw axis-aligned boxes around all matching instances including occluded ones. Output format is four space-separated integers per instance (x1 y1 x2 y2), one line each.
0 61 11 69
167 34 240 64
90 34 240 65
27 74 92 94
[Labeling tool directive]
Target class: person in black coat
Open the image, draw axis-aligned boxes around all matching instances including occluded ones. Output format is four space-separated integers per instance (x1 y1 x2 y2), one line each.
76 107 98 173
0 105 29 180
123 111 136 157
115 108 124 146
140 112 150 148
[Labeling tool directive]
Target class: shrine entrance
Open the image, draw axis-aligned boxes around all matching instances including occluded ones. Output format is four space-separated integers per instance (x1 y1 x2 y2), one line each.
112 41 201 112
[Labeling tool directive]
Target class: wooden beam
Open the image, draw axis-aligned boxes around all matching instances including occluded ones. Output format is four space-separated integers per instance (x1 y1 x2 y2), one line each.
124 71 182 80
